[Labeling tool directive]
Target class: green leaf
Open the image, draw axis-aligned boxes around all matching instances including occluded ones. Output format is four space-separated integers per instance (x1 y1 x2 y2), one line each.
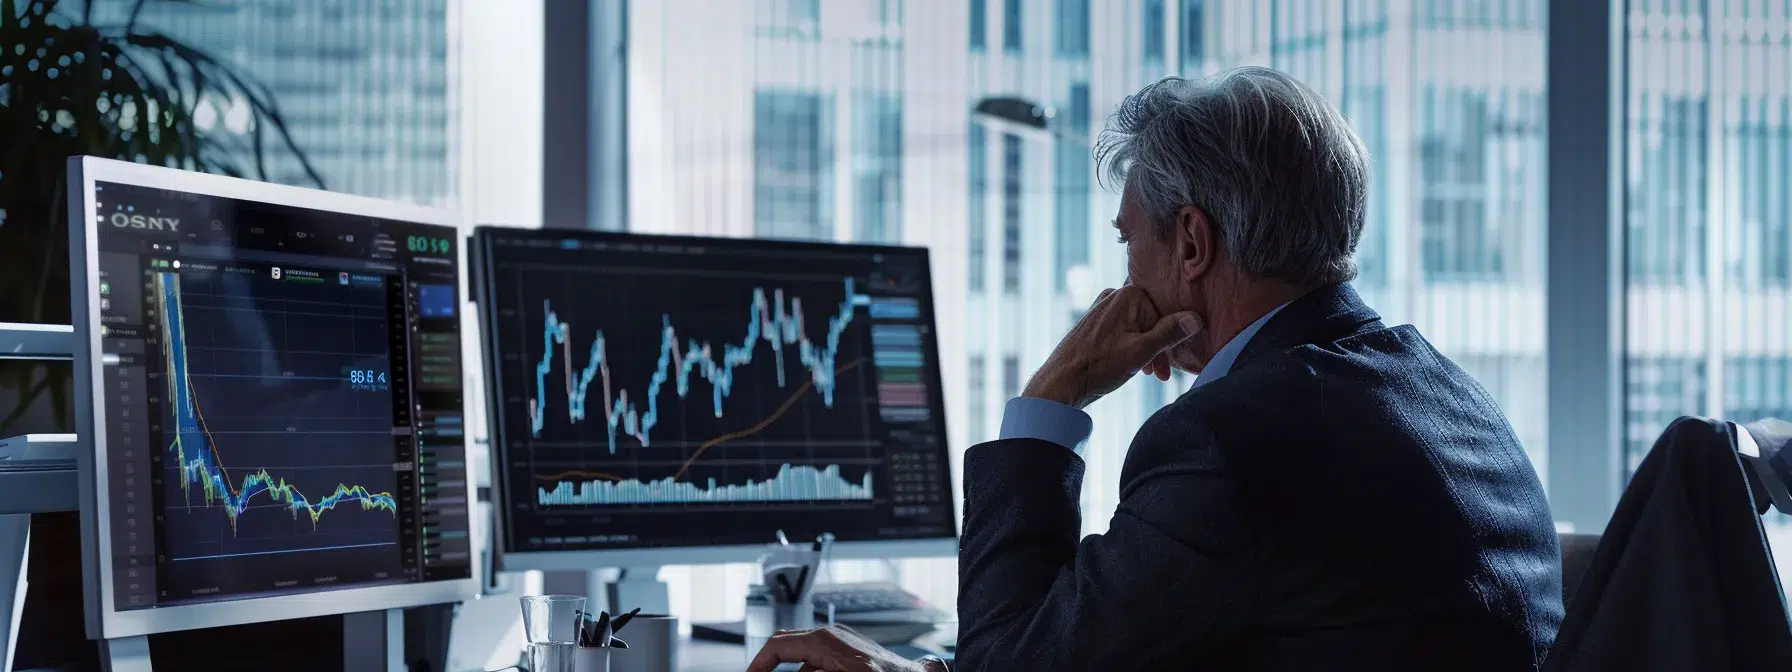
0 0 319 411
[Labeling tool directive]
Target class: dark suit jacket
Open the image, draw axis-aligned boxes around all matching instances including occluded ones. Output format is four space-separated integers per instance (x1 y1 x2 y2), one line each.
956 283 1564 671
1544 417 1792 671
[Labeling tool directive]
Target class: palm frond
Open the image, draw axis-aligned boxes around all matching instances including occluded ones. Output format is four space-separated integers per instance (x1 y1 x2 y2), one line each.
121 32 324 187
0 0 324 433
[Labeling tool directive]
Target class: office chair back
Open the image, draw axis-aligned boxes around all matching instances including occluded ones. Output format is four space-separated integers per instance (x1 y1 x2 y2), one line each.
1542 416 1792 671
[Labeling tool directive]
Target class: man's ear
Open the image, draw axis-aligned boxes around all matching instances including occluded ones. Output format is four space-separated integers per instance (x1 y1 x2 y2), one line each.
1176 205 1216 282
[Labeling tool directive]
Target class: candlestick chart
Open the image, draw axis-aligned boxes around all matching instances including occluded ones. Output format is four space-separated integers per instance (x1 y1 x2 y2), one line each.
507 266 882 509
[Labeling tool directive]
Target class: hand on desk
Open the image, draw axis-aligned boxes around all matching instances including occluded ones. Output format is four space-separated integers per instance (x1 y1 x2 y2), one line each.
746 625 948 672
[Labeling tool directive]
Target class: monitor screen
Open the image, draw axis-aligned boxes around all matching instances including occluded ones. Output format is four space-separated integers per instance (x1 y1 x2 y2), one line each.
473 229 956 557
79 174 473 615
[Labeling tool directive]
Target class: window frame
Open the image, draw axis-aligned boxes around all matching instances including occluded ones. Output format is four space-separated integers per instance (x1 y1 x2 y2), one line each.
1545 0 1626 532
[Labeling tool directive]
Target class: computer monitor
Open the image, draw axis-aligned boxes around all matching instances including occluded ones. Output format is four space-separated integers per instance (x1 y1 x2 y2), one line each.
67 157 480 640
471 228 957 570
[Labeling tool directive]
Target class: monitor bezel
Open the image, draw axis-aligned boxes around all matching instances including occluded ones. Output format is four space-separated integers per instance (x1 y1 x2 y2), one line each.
469 226 960 572
68 156 483 639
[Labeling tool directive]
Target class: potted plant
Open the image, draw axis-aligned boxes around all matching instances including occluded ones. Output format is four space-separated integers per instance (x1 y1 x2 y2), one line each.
0 0 318 434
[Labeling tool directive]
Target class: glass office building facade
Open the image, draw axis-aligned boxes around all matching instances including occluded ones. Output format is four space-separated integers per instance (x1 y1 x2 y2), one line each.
1623 0 1792 533
110 0 455 207
1623 0 1792 460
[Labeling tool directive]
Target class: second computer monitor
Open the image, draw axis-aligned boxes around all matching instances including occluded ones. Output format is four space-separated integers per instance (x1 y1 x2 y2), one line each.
472 228 956 567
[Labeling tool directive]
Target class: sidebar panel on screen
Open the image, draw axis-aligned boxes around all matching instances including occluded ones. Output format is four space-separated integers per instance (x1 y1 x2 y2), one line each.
410 275 473 579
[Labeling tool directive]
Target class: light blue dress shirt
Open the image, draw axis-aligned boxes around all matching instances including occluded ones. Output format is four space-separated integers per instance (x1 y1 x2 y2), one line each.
997 302 1291 455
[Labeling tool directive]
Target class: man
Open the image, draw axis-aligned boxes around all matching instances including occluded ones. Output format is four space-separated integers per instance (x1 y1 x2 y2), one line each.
750 67 1563 671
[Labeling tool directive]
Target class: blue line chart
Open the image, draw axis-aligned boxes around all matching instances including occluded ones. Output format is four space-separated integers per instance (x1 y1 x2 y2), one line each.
156 271 400 535
528 278 867 454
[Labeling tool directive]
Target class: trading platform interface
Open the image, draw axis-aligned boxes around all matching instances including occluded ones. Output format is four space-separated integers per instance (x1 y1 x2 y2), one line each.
475 230 956 554
91 181 471 610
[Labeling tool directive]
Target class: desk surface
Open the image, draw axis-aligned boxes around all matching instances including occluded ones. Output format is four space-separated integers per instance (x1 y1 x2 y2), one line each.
676 634 949 671
678 637 753 671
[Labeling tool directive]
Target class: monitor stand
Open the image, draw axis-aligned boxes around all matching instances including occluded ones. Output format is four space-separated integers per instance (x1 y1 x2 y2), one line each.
0 514 28 672
542 566 670 617
343 608 406 670
99 608 403 672
99 636 150 672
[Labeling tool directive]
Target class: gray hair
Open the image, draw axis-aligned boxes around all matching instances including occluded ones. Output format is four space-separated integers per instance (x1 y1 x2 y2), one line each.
1095 67 1370 287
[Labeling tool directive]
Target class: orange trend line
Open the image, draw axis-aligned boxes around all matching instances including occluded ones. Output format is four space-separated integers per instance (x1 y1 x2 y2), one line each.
531 358 864 483
671 358 863 481
532 469 626 482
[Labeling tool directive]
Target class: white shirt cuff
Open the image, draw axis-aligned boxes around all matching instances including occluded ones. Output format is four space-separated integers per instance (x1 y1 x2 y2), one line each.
997 396 1093 455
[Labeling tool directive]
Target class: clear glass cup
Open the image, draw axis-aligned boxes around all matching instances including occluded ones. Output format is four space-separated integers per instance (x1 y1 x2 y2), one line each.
520 594 586 672
527 641 577 672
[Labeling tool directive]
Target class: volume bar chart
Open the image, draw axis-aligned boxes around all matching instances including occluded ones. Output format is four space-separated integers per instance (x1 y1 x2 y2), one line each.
538 464 873 506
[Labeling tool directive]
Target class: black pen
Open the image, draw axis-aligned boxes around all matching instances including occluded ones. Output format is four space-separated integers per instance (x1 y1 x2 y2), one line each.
610 607 641 635
792 565 811 601
776 573 797 603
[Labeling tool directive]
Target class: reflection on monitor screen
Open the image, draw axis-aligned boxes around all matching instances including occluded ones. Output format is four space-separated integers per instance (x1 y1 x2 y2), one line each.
474 229 956 557
87 179 472 611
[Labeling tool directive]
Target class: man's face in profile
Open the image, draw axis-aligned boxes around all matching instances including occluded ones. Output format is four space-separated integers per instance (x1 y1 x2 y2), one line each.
1116 179 1209 374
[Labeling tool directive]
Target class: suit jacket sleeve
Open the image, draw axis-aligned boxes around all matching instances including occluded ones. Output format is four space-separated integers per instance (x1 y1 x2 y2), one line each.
955 430 1256 671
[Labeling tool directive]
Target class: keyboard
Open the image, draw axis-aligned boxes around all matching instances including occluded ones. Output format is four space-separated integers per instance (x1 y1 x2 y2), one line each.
814 582 946 645
691 582 948 647
813 583 930 614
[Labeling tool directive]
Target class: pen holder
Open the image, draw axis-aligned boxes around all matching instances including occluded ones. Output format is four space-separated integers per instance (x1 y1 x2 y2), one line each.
571 614 678 672
743 584 815 657
573 647 614 672
574 647 673 672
